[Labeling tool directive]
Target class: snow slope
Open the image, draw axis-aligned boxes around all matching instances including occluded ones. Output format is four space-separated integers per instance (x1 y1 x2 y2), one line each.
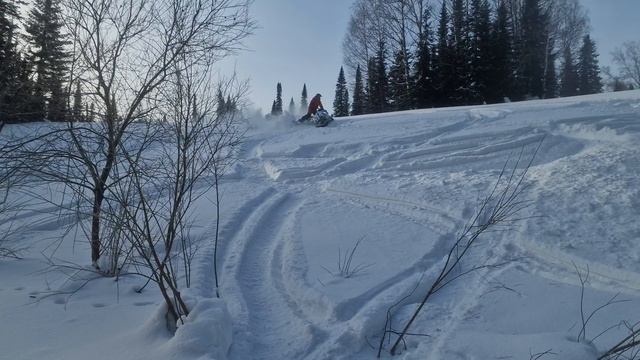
2 90 640 360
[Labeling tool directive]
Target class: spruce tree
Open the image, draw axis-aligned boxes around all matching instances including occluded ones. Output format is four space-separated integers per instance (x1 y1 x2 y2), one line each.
486 0 514 103
271 82 283 116
72 82 82 121
560 47 579 97
25 0 70 121
88 103 95 122
226 95 237 113
300 84 308 113
0 0 23 123
371 41 390 113
288 97 296 114
12 56 38 122
351 65 365 115
578 35 602 95
366 57 377 113
469 0 492 104
449 0 472 105
333 66 350 117
216 88 226 116
434 1 453 107
414 18 434 109
544 43 558 98
518 0 547 99
389 48 412 111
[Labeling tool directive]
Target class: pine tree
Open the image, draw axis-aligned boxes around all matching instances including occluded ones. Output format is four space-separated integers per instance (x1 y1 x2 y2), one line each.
414 16 434 109
578 35 602 95
544 43 558 98
370 40 390 113
434 1 452 107
0 0 23 123
288 97 296 114
486 0 514 103
366 57 377 113
389 48 412 111
12 56 38 122
560 47 579 97
469 0 492 104
25 0 70 121
88 103 95 122
518 0 548 99
216 88 226 116
333 66 350 117
351 65 365 116
226 95 237 113
271 82 283 116
449 0 472 105
72 82 83 121
300 84 308 113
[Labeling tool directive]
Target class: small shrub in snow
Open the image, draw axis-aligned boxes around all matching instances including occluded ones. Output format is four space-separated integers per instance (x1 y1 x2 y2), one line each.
378 143 542 357
322 237 373 279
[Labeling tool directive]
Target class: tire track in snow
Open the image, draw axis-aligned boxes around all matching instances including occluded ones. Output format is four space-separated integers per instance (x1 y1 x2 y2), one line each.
226 193 325 360
512 239 640 297
192 187 276 297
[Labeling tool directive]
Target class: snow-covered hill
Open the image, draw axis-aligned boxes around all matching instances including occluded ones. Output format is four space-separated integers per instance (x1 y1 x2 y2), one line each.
2 91 640 360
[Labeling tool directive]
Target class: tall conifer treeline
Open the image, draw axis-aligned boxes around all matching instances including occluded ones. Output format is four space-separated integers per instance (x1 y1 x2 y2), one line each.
0 0 78 123
340 0 604 116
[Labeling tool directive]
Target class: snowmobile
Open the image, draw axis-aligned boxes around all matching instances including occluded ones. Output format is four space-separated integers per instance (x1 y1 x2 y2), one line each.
296 109 334 127
312 109 334 127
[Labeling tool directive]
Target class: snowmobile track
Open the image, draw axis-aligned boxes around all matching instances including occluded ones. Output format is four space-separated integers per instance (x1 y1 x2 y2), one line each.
226 193 325 360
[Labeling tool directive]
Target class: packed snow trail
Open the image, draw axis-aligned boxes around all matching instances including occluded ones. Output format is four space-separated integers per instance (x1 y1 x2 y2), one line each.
224 193 326 359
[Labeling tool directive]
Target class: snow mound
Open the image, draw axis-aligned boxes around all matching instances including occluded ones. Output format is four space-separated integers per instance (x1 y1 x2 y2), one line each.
166 297 232 360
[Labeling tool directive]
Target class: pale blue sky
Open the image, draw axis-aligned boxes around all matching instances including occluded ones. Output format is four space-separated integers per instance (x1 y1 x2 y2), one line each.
222 0 640 114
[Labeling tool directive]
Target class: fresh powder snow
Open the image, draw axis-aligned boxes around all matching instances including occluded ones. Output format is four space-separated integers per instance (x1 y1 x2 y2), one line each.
1 90 640 359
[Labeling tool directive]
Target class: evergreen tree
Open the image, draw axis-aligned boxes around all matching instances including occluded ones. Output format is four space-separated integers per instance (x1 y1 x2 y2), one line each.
577 35 602 95
288 97 296 114
518 0 548 99
560 47 579 97
544 42 558 98
486 0 514 103
449 0 472 105
366 57 377 113
271 82 283 116
216 88 226 116
469 0 492 104
370 40 390 113
226 95 237 113
25 0 70 121
434 1 453 107
388 48 412 111
333 66 350 117
0 0 23 123
414 16 434 109
72 82 83 121
12 57 38 122
351 64 365 115
300 84 308 113
88 103 95 122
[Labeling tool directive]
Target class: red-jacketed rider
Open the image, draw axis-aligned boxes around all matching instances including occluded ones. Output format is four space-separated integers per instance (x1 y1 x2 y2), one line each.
297 93 323 123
